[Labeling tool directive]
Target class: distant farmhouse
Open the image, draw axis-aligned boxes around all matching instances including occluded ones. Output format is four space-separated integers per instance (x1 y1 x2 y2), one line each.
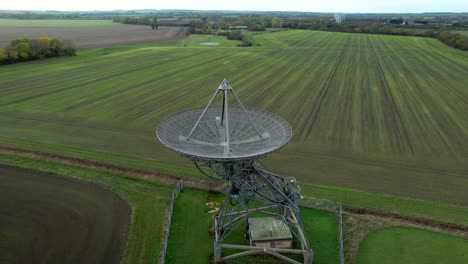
229 25 248 30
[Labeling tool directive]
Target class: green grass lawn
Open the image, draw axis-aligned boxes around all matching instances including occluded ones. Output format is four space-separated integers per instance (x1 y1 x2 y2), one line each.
0 19 114 27
301 209 339 264
166 189 213 264
357 227 468 264
0 153 174 263
166 188 339 264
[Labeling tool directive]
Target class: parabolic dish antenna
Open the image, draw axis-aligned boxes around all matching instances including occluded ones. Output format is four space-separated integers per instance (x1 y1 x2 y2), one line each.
157 79 292 161
156 79 312 264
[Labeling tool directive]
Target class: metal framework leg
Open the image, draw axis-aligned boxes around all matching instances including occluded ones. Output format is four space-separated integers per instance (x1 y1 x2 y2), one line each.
214 216 222 262
213 178 313 264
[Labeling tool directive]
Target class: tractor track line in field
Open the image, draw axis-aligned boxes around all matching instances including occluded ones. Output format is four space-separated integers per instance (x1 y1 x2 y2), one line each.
250 47 309 98
245 59 297 100
241 46 314 105
63 53 239 111
4 110 466 180
128 51 277 111
4 50 212 106
0 50 182 95
424 45 468 72
132 78 220 119
405 49 467 105
381 42 464 157
302 35 351 139
122 51 252 112
383 37 465 106
368 37 414 154
288 32 318 46
286 37 337 133
132 57 262 119
0 112 154 137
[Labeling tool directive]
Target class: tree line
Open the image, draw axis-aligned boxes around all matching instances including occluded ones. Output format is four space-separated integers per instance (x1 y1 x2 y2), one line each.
112 16 159 29
189 15 277 34
275 18 467 51
189 15 468 51
311 21 468 51
0 37 76 65
436 31 468 51
189 22 253 47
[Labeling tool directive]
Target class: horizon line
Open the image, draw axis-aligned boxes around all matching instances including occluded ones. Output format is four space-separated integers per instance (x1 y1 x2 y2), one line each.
1 9 467 14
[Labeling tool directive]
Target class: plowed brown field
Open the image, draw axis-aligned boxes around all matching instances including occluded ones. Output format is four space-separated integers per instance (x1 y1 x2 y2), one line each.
0 25 188 49
0 165 131 263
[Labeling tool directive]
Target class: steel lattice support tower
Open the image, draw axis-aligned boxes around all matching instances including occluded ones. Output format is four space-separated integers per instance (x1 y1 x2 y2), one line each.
157 79 313 264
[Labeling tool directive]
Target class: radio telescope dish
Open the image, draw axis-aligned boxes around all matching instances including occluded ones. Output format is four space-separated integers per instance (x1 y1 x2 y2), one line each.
156 79 312 264
157 79 292 161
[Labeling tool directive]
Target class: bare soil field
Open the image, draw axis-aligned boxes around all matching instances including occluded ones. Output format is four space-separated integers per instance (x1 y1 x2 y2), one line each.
0 25 188 49
0 165 131 263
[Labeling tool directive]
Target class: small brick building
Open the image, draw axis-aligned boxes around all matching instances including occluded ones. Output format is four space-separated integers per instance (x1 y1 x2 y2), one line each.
248 217 293 249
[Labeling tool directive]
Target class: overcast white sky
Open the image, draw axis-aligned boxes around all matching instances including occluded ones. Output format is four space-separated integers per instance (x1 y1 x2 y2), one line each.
1 0 467 13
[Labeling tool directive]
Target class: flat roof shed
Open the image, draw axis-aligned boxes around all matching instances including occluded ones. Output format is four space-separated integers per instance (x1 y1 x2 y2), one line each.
248 217 293 249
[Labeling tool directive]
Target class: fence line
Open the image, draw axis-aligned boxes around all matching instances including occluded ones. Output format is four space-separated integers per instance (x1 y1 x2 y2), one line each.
298 197 345 264
160 180 184 264
338 204 345 264
299 196 341 213
158 184 344 263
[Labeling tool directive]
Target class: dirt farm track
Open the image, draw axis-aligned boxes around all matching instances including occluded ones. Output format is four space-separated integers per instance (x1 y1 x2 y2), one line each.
0 25 188 49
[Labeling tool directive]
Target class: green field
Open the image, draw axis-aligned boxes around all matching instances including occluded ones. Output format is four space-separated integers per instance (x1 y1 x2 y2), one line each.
0 153 174 263
0 18 114 27
0 30 467 222
357 227 468 264
451 30 468 36
166 189 339 264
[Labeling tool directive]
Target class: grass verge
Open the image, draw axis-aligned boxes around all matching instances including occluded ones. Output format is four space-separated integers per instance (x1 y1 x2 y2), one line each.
1 139 467 227
344 212 468 264
300 183 468 226
357 227 468 264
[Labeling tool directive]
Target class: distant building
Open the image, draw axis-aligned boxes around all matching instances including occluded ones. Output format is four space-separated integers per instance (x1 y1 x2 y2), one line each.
229 25 248 30
156 18 179 22
248 217 293 249
335 13 345 24
388 19 406 25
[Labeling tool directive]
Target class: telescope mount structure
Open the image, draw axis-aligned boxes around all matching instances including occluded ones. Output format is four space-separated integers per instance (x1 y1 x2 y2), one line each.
157 79 313 263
